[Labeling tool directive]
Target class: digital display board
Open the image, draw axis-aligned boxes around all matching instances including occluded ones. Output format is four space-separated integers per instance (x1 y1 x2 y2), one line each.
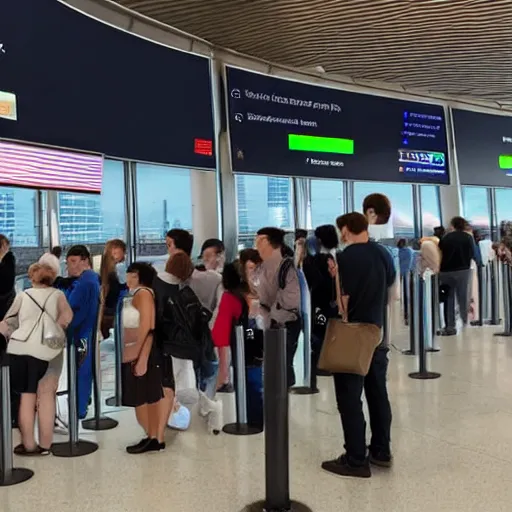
0 0 215 169
452 109 512 187
226 66 450 184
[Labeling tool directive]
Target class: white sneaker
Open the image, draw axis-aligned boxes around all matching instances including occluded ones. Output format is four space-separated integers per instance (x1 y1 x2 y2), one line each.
198 391 223 435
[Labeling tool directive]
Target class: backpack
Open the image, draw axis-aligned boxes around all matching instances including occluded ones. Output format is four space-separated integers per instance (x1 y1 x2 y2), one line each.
158 284 214 365
276 257 300 318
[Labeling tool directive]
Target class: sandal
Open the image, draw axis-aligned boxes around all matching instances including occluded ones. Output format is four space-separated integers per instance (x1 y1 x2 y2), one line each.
14 444 50 456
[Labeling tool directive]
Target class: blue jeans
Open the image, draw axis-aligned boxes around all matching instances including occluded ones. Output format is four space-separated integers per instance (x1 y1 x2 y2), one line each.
197 358 219 400
246 366 263 429
77 340 93 419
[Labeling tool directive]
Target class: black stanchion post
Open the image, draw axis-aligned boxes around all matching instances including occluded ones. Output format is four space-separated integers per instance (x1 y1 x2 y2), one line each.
82 303 118 431
471 265 484 326
243 329 311 512
494 262 512 337
488 258 501 326
223 326 262 436
106 298 123 407
0 354 34 486
403 270 418 355
409 274 441 380
52 336 99 457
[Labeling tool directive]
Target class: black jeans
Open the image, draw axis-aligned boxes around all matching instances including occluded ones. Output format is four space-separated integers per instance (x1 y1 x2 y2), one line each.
285 318 302 388
310 330 325 391
333 348 392 465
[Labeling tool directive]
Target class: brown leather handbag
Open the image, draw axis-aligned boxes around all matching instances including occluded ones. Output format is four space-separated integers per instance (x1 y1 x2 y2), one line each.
317 261 381 376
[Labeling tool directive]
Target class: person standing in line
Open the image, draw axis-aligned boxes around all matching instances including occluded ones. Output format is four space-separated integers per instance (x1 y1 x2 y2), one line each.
197 238 225 273
322 213 395 479
255 227 301 388
63 245 101 420
99 239 127 340
438 216 474 336
0 234 16 320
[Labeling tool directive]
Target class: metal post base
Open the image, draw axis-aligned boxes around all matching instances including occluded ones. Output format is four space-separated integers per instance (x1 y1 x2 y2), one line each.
243 500 312 512
82 416 118 431
105 396 120 407
426 348 441 353
402 349 416 356
494 332 512 337
485 320 501 325
0 468 34 487
409 371 442 380
51 440 99 458
223 423 263 436
289 386 319 395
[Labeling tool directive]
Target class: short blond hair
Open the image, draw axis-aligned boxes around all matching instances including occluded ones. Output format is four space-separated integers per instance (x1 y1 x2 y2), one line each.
28 263 57 286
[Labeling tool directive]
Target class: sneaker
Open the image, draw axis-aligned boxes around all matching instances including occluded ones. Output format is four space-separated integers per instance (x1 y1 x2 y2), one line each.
321 454 371 479
217 383 234 393
168 404 191 431
439 328 457 336
369 451 393 468
126 437 149 453
126 438 163 455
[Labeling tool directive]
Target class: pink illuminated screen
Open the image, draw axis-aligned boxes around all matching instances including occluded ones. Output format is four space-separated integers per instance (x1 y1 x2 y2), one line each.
0 140 103 193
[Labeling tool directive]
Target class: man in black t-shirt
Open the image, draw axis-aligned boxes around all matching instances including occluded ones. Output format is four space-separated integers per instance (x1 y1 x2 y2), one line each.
321 212 396 479
438 216 475 335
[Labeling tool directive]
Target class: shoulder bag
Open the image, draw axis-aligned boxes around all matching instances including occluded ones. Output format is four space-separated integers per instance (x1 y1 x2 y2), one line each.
317 257 381 376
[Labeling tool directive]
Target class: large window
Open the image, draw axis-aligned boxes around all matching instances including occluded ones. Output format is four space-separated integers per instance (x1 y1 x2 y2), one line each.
462 186 491 237
354 182 414 238
136 164 192 258
420 185 441 236
58 159 125 247
236 175 294 248
310 180 344 228
495 189 512 228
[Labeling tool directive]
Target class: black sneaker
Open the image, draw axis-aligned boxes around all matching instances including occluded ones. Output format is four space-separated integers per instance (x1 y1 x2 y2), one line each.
217 383 235 393
439 328 457 336
126 438 162 454
126 437 149 453
321 454 371 479
369 451 393 468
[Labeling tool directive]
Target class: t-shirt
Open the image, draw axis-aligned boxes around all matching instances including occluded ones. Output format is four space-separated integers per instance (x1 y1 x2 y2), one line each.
439 231 474 272
337 241 396 328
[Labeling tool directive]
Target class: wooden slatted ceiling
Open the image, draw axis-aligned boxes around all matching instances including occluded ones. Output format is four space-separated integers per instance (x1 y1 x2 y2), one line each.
114 0 512 105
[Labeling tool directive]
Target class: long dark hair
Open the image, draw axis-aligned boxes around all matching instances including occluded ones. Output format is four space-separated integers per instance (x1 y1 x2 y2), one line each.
222 261 249 301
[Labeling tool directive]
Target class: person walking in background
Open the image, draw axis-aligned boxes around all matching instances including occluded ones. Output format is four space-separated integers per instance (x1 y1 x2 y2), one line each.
99 239 127 340
322 213 395 479
438 216 474 336
0 234 16 320
255 227 301 388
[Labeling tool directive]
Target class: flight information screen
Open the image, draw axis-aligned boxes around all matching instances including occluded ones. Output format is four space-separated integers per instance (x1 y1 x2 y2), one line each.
226 66 450 184
453 109 512 187
0 0 215 169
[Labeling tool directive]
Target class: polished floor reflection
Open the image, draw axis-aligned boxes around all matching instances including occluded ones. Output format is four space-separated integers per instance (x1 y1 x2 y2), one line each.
3 322 512 512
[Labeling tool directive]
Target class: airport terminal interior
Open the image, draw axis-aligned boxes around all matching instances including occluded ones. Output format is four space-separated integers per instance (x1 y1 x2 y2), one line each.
2 1 512 511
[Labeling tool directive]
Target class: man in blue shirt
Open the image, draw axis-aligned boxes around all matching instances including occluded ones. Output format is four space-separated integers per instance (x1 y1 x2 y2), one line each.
322 213 396 479
64 245 100 419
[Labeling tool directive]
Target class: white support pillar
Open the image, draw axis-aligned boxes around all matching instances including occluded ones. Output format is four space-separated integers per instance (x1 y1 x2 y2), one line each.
190 169 220 256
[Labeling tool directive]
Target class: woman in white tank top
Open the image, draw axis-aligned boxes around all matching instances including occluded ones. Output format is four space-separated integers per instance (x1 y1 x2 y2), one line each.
0 262 73 456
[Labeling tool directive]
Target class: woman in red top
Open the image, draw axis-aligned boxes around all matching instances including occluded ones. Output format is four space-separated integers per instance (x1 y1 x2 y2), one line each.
212 256 264 429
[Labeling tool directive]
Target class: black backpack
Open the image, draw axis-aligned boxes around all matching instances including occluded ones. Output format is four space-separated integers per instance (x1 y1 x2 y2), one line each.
157 284 214 364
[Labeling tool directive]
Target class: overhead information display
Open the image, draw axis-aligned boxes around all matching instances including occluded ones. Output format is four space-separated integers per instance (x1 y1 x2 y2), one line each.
452 109 512 187
0 0 215 169
226 66 450 184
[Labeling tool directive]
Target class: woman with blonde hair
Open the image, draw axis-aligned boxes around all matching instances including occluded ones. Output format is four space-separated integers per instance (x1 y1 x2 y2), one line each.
99 239 127 339
0 262 73 455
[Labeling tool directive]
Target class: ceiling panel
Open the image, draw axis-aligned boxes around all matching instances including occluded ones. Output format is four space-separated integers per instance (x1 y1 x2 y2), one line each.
114 0 512 105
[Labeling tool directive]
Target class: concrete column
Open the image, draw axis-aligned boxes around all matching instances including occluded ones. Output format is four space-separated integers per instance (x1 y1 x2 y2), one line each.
190 169 219 256
293 178 312 230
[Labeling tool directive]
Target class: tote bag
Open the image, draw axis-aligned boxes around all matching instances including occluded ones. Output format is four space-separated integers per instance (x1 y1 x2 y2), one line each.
317 259 381 376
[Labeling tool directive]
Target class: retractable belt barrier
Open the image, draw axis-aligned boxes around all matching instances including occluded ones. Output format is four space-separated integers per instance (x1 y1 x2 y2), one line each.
106 297 124 407
494 261 512 337
82 303 118 431
409 271 441 381
52 335 99 457
243 329 312 512
0 353 34 486
223 326 262 436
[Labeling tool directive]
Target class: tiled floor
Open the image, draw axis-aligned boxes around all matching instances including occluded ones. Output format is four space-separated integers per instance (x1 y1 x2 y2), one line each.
4 317 512 511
